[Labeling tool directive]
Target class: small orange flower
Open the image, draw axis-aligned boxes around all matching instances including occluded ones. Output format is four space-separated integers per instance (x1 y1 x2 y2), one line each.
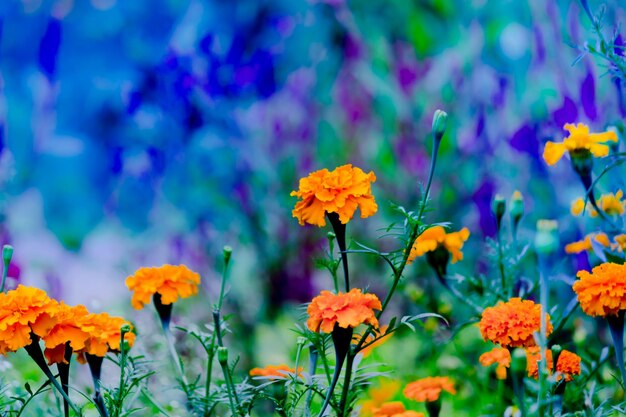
525 347 553 379
125 264 201 310
564 232 610 254
573 262 626 317
42 303 91 365
290 164 378 227
543 123 617 166
556 350 581 381
75 312 135 363
403 377 456 402
479 347 511 380
372 402 424 417
249 364 302 379
407 226 469 264
479 298 552 348
359 380 401 417
0 285 59 355
307 288 382 333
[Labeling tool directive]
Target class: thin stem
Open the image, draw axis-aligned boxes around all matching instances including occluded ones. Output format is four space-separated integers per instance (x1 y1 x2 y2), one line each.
204 332 217 417
218 355 241 417
305 344 319 417
141 387 172 417
327 213 349 292
607 311 626 387
496 229 507 294
337 354 355 417
164 328 190 389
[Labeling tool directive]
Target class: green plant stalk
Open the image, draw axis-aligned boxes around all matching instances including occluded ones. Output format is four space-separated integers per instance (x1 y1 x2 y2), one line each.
305 344 319 417
510 369 526 417
287 341 305 415
164 328 190 390
113 330 130 417
140 387 172 417
218 358 240 417
337 353 355 417
204 332 217 417
607 311 626 387
327 213 350 292
496 228 508 295
24 341 82 416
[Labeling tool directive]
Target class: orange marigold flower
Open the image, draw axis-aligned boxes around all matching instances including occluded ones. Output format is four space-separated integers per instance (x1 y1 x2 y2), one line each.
42 303 91 365
249 364 302 379
573 262 626 317
479 298 552 348
75 312 135 363
525 347 553 379
372 402 424 417
0 285 58 355
407 226 470 264
479 347 511 380
307 288 381 333
290 164 378 227
403 377 456 402
564 232 610 254
597 190 626 216
556 350 581 382
125 264 201 310
543 123 617 166
359 380 401 417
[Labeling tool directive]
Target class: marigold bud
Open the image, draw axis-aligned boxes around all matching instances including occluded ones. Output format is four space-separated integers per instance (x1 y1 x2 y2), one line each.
223 246 233 265
2 245 13 265
510 348 527 375
535 220 559 255
510 191 524 220
217 346 229 364
432 110 448 142
120 323 132 333
492 194 506 230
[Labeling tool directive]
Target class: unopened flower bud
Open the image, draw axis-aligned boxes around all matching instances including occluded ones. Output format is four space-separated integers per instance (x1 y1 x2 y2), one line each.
431 109 448 143
535 220 559 255
2 245 13 265
327 232 336 241
492 194 506 231
297 337 307 346
511 348 527 375
551 344 563 364
510 191 524 221
217 346 229 364
223 246 233 265
120 323 132 334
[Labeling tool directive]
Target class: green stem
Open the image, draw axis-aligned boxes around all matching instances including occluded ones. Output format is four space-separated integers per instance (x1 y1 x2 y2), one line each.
337 353 355 417
305 344 319 417
327 213 349 292
164 328 189 389
218 352 241 417
607 311 626 388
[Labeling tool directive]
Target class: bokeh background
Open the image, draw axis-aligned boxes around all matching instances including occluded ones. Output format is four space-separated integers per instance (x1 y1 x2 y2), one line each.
0 0 624 327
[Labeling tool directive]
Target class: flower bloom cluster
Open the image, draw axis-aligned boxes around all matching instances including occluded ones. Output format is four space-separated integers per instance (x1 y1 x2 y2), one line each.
372 402 424 417
525 347 553 379
290 164 378 227
403 376 456 402
525 347 581 381
543 123 617 165
479 347 511 380
0 285 134 364
573 262 626 317
407 226 470 264
571 190 625 217
479 298 552 348
126 264 201 310
307 288 382 333
249 364 302 379
556 350 582 382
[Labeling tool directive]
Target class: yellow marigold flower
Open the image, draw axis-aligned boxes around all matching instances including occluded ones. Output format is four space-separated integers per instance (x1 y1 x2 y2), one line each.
597 190 625 216
125 264 201 310
556 350 581 382
403 377 456 402
290 164 378 227
307 288 381 333
407 226 470 264
75 312 135 363
479 298 552 348
525 347 553 379
42 303 91 365
0 285 58 355
613 234 626 252
543 123 617 166
372 402 424 417
359 380 401 417
570 198 586 216
479 347 511 380
564 232 610 254
573 262 626 317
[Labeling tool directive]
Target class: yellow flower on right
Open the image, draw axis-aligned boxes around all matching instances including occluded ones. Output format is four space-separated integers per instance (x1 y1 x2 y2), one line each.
543 123 617 166
573 262 626 317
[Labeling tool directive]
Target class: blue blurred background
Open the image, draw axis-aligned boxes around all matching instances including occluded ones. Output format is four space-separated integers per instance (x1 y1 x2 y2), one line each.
0 0 624 312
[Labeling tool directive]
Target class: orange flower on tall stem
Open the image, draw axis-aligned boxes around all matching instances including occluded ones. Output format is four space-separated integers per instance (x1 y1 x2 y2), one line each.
479 347 511 380
525 347 554 379
249 364 302 379
126 264 201 310
403 377 456 402
290 164 377 227
307 288 382 333
41 303 91 365
479 298 552 348
556 350 581 382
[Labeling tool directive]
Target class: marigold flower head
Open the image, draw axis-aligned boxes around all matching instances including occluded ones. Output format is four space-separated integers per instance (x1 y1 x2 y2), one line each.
290 164 378 227
75 312 135 363
565 232 610 254
573 262 626 317
407 226 470 264
556 350 581 382
479 298 552 348
479 347 511 380
125 264 201 310
359 380 401 417
249 364 302 379
543 123 617 166
372 402 424 417
0 285 58 355
403 377 456 403
42 303 91 365
525 347 553 379
307 288 381 333
598 190 625 216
